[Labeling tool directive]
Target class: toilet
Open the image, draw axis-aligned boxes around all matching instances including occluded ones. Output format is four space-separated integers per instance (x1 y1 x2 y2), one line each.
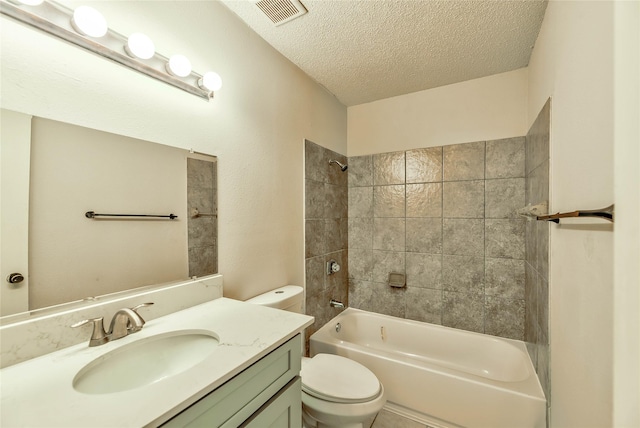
246 286 387 428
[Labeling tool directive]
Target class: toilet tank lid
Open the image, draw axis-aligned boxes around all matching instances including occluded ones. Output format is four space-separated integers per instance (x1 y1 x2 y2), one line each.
245 285 303 308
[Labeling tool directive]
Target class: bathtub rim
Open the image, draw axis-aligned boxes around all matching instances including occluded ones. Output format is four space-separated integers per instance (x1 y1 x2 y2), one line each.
310 307 546 400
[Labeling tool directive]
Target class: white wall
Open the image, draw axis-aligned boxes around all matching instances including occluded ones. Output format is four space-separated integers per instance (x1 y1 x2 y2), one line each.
613 1 640 426
528 1 617 426
0 1 347 302
347 68 528 156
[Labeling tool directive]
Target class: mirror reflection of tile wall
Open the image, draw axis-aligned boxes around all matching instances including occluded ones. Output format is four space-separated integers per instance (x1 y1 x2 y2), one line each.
187 158 218 277
348 137 528 340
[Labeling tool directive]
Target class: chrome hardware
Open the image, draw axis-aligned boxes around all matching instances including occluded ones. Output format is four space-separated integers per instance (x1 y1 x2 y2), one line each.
330 299 345 309
326 260 341 275
191 208 217 218
335 322 341 333
6 273 24 284
72 317 109 347
72 302 154 347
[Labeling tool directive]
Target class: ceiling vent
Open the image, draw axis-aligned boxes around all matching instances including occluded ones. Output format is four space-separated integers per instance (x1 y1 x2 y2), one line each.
253 0 308 26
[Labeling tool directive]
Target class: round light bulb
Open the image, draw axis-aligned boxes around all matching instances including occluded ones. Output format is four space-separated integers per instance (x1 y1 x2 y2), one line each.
10 0 44 6
199 71 222 92
71 6 108 38
166 55 192 77
125 33 155 60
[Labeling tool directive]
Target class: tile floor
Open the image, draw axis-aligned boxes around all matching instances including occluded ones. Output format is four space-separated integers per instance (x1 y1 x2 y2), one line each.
369 409 436 428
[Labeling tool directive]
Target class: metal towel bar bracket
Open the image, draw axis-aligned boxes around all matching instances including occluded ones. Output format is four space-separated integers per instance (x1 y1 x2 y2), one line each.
536 204 614 223
191 208 217 218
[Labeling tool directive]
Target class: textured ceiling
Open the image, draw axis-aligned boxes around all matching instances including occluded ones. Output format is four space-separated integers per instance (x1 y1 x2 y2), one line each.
220 0 547 106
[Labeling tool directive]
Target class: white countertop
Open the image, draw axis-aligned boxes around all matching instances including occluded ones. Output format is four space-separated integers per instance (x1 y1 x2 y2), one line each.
0 298 314 427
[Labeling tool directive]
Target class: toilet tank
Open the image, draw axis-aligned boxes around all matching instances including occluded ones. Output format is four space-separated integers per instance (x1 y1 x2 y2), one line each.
245 285 303 313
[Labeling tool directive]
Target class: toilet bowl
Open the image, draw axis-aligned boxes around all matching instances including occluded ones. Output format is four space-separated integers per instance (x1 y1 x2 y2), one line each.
245 286 387 428
301 354 386 428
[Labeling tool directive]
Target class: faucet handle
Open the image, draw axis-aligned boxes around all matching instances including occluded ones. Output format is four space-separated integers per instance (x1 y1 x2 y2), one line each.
71 317 109 347
130 302 154 326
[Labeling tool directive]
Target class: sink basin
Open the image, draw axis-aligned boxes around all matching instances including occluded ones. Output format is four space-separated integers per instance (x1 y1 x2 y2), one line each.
73 330 219 394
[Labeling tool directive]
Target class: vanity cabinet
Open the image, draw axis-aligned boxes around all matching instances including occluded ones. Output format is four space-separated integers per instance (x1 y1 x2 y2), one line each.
161 334 302 428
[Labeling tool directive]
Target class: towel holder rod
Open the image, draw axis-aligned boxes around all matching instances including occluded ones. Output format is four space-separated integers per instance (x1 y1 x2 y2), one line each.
85 211 178 220
536 204 614 223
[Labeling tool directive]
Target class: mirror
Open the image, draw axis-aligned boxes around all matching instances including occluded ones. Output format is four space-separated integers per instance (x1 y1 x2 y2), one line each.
0 110 217 319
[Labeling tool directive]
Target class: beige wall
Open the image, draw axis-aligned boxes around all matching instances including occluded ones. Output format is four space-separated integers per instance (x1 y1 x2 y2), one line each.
347 68 528 156
29 117 189 309
613 1 640 426
0 1 347 302
528 1 616 426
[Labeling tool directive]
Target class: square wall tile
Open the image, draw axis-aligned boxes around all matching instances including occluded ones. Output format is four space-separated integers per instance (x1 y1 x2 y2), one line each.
406 218 442 253
443 141 485 181
405 288 442 325
348 217 373 250
484 297 525 340
327 151 348 186
305 139 328 183
372 250 405 283
536 220 550 279
526 99 550 175
305 219 326 258
190 220 215 244
526 160 549 207
368 283 406 318
442 291 484 333
348 279 375 311
442 255 484 293
348 155 373 187
485 258 525 299
406 147 443 183
325 183 347 219
442 218 484 257
187 186 215 217
348 187 373 218
525 262 538 344
485 178 525 219
306 256 325 297
485 219 525 259
373 218 405 251
406 183 442 217
326 250 348 303
305 179 325 219
374 185 406 217
406 252 442 289
443 180 484 218
374 151 405 185
188 246 216 278
348 249 373 281
325 218 348 253
187 158 215 189
485 137 525 179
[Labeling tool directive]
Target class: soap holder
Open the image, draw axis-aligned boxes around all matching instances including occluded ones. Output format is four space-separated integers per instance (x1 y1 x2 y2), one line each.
388 272 406 288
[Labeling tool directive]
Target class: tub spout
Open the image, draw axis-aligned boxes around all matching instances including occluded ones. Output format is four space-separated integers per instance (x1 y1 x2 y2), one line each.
330 299 345 309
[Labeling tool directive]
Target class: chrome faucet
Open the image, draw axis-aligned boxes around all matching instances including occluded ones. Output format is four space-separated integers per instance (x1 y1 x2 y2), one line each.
72 302 154 347
330 299 345 309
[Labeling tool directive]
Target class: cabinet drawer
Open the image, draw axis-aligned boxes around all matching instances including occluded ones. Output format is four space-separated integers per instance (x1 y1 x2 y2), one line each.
161 334 301 428
241 377 302 428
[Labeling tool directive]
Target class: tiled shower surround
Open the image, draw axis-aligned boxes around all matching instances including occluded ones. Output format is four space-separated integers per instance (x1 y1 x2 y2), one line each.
525 99 551 404
304 140 348 346
348 138 528 339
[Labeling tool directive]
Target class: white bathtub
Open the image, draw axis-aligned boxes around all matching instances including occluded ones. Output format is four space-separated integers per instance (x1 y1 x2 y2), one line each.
309 308 546 428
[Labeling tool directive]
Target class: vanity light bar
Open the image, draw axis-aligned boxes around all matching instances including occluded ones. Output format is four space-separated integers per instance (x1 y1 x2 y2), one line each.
0 0 221 100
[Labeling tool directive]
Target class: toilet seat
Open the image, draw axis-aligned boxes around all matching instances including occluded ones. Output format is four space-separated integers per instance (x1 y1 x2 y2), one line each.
301 354 381 404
